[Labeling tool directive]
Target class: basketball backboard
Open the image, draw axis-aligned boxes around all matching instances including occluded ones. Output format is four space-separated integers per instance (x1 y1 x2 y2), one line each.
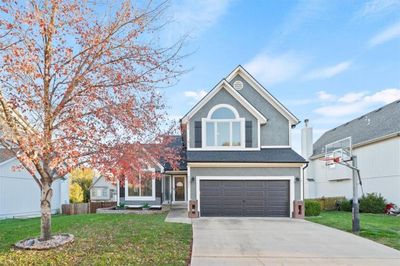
324 137 352 165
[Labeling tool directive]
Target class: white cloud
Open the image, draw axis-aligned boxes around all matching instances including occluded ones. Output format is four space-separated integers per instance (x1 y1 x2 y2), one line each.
317 91 336 101
314 88 400 117
356 0 400 18
338 92 367 103
184 89 208 102
171 0 232 38
364 88 400 104
304 61 352 80
244 52 305 85
368 21 400 47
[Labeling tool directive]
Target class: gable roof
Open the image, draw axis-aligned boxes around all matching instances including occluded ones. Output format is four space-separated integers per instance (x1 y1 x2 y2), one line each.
226 65 300 125
312 100 400 157
181 79 267 124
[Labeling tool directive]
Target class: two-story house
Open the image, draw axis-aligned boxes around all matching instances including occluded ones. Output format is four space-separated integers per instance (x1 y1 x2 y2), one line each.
118 66 307 217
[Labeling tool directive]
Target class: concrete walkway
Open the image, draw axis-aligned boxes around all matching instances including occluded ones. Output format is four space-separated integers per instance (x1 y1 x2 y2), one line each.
191 218 400 266
165 204 192 224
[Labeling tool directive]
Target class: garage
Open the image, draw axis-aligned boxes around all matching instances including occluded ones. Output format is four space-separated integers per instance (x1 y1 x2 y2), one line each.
199 180 290 217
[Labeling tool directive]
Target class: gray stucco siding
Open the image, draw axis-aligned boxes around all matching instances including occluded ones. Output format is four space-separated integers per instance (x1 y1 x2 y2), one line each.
230 75 290 146
188 87 258 148
189 166 301 201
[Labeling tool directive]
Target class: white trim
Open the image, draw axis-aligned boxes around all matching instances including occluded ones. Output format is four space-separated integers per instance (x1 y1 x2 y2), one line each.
125 176 156 201
288 120 292 147
195 176 295 217
187 166 191 211
186 122 190 150
257 120 261 147
181 80 267 124
226 66 299 124
117 179 120 206
187 147 260 151
261 145 291 148
172 175 186 203
202 117 246 149
0 156 18 167
207 104 240 119
300 165 305 201
187 162 306 168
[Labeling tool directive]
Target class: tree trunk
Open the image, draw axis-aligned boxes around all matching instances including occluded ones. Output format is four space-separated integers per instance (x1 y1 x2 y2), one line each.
40 182 53 241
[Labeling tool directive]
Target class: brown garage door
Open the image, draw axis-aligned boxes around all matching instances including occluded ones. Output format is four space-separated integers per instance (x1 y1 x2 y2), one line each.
200 180 290 217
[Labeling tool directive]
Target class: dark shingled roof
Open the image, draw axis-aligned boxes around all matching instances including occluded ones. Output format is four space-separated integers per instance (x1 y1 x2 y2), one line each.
313 100 400 157
0 148 16 164
187 148 306 163
163 135 187 171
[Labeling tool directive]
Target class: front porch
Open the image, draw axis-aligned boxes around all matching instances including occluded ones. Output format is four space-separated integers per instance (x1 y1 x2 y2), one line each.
162 172 189 205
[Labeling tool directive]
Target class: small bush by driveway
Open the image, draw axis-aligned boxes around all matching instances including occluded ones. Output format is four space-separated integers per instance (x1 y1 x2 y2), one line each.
0 213 192 265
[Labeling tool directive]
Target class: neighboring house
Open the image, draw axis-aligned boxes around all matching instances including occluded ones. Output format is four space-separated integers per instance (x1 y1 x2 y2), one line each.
90 176 117 202
0 148 69 219
118 65 307 217
302 100 400 205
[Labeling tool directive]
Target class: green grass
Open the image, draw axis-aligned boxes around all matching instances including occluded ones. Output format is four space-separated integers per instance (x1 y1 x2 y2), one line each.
0 213 192 265
306 211 400 250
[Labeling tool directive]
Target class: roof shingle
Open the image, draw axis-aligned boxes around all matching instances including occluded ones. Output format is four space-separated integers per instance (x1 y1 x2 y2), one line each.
312 100 400 157
187 148 306 163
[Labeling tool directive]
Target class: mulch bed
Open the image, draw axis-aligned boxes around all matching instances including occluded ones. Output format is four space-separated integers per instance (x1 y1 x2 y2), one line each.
96 207 168 214
14 234 74 250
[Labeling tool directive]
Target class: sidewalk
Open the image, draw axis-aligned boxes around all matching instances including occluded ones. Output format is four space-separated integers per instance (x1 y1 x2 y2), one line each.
165 204 192 224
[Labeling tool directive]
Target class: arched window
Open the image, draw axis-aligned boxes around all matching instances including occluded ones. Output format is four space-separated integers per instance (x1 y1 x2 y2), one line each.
210 107 236 119
203 104 244 148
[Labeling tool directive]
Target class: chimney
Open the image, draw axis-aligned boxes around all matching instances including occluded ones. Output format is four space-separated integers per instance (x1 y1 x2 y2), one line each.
301 119 313 160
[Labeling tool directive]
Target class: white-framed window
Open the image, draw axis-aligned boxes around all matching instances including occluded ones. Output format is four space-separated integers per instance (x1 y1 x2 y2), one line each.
91 187 108 199
125 175 156 201
202 104 245 149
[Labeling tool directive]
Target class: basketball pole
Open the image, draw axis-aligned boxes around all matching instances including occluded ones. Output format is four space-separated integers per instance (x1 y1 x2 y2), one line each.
352 156 360 234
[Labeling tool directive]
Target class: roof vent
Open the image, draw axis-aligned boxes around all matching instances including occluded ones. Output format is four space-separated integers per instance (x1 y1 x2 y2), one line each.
233 80 243 90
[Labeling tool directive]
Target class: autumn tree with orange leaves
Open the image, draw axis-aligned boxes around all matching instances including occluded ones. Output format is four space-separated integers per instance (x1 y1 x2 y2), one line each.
0 0 182 241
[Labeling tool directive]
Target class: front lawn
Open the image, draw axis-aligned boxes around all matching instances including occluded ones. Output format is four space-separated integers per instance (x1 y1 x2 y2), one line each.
306 211 400 250
0 213 192 265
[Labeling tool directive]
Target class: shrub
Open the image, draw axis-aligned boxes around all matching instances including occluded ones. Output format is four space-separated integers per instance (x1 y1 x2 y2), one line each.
337 199 352 212
359 193 386 213
305 200 321 216
314 196 346 210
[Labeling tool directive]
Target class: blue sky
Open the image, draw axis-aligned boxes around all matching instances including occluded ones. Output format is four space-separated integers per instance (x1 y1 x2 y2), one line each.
163 0 400 152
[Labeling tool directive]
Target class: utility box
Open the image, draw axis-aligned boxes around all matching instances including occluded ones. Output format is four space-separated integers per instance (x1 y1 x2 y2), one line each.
188 200 199 218
293 200 304 219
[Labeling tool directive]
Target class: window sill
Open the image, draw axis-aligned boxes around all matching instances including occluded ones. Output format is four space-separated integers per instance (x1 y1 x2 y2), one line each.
188 147 260 151
125 196 156 201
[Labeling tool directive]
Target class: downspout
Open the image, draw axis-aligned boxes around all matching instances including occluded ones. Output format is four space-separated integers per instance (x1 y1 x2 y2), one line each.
302 162 309 201
116 179 120 206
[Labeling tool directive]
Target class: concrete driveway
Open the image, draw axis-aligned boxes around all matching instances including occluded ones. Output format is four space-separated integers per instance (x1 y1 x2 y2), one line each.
191 218 400 266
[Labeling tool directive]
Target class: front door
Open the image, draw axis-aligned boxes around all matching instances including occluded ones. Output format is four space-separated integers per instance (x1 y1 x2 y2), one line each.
174 176 185 201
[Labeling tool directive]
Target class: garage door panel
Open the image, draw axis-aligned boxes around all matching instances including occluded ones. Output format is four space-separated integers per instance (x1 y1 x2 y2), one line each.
245 181 266 188
200 180 290 217
223 190 243 197
222 181 243 187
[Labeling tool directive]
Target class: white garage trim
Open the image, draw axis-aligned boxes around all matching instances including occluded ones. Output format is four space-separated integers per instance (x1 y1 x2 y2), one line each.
195 176 294 217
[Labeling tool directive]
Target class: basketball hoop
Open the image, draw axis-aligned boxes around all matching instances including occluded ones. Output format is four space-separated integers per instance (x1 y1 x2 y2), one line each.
319 156 341 166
